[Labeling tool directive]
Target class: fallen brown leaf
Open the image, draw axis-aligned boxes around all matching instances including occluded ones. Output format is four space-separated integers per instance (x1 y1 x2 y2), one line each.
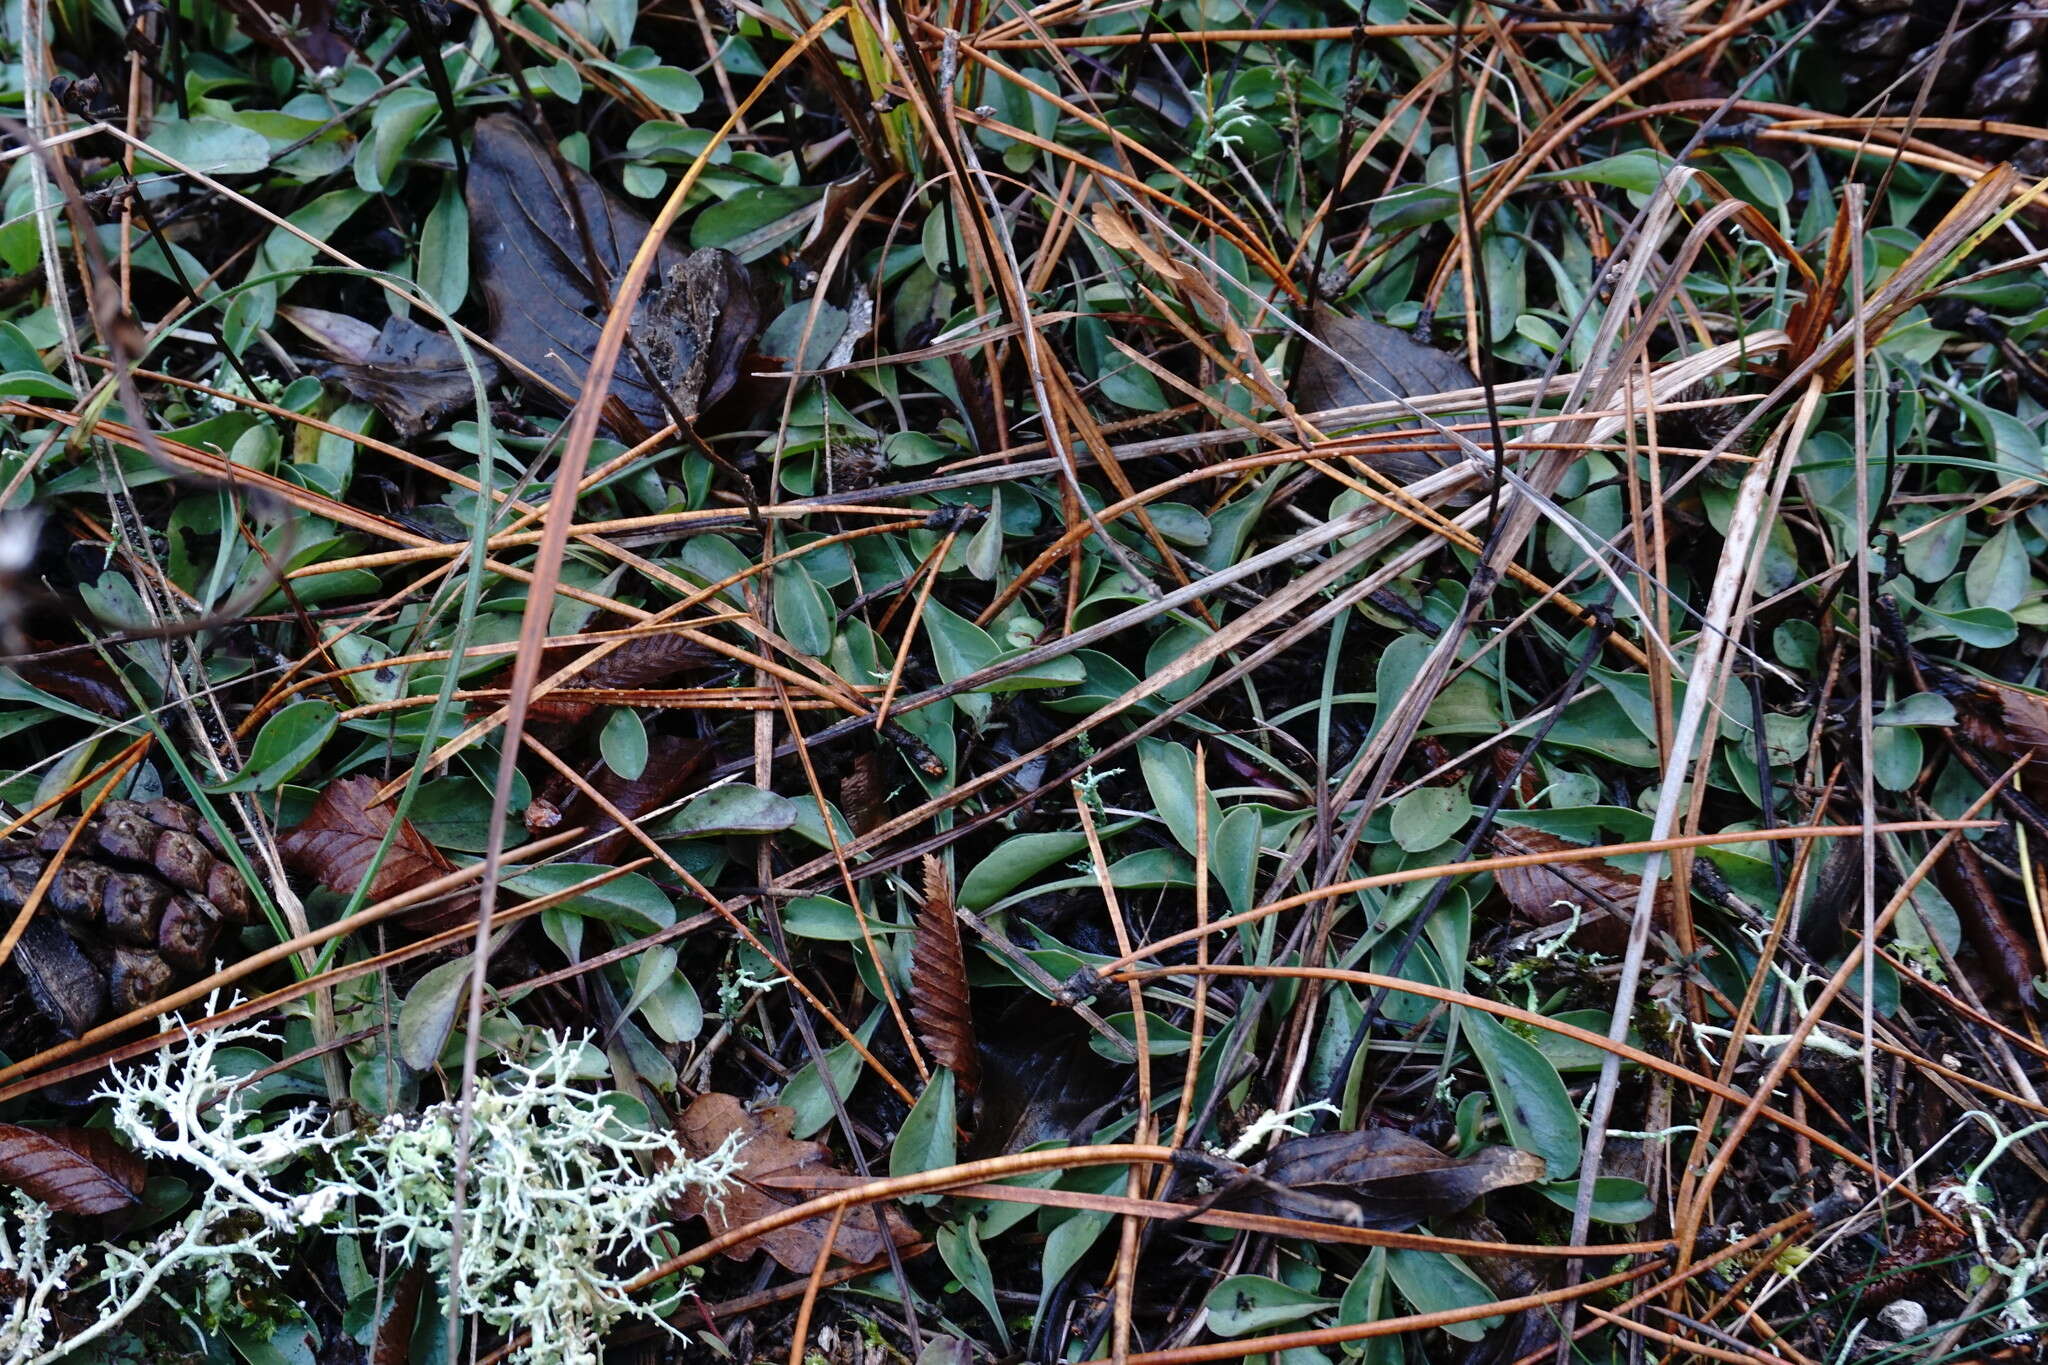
526 733 710 864
910 855 980 1099
467 115 762 438
1939 672 2048 765
1491 826 1669 955
674 1092 915 1272
1203 1127 1545 1231
280 777 468 929
0 1121 143 1215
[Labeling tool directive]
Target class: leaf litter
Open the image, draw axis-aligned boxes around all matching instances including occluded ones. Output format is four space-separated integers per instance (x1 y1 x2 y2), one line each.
2 5 2047 1365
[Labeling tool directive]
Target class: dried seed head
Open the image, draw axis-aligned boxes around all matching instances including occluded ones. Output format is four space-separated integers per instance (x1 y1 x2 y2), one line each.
1604 0 1687 70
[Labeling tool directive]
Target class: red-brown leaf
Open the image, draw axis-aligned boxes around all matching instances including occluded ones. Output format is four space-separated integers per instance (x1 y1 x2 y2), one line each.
525 625 719 726
839 752 886 836
909 855 979 1098
527 734 710 864
0 1122 143 1214
674 1093 916 1272
280 777 458 914
1935 838 2042 1012
1490 827 1669 955
371 1260 428 1365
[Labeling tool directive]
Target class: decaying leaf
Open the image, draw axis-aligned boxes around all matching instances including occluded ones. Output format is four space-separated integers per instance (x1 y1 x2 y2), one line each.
1938 671 2048 765
282 306 500 440
525 733 710 863
9 918 108 1039
525 623 719 727
217 0 351 69
280 777 468 928
466 115 763 437
1292 302 1479 485
0 1120 144 1214
1200 1127 1544 1230
910 855 980 1099
1491 826 1668 955
839 752 885 836
8 639 131 717
1936 837 2042 1012
673 1092 915 1272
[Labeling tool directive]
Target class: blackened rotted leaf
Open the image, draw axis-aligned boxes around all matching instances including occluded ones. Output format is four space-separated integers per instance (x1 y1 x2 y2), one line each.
1936 837 2042 1012
0 1120 144 1214
216 0 351 69
282 306 500 440
466 114 763 437
1292 302 1479 485
8 918 107 1039
6 639 132 717
1207 1127 1545 1230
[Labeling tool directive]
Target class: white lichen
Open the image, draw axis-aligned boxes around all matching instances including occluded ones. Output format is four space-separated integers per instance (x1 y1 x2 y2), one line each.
333 1037 738 1365
0 1004 327 1365
2 1011 733 1365
101 1006 338 1232
0 1193 84 1365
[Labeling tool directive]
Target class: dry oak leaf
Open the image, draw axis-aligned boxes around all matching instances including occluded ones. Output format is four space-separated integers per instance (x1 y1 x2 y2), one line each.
0 1121 144 1215
280 777 467 929
1207 1127 1545 1231
1490 826 1670 956
674 1092 915 1273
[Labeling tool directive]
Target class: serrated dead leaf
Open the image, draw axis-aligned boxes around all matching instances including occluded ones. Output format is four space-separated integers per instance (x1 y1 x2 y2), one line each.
674 1093 915 1272
280 777 469 929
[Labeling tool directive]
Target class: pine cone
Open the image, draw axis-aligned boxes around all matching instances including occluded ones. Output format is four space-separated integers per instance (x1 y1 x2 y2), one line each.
1828 1 2048 174
1 799 254 1036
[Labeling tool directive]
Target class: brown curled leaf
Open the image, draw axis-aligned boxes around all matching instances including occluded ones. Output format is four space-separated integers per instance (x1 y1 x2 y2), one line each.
910 855 979 1100
1938 672 2048 765
674 1093 915 1272
282 307 501 441
1490 826 1669 955
1204 1127 1546 1231
0 1121 144 1214
466 114 763 438
839 752 886 836
1935 837 2041 1012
